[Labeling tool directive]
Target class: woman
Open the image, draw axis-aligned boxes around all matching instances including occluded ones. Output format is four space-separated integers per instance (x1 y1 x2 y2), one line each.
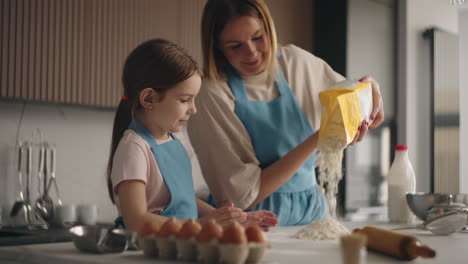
187 0 384 226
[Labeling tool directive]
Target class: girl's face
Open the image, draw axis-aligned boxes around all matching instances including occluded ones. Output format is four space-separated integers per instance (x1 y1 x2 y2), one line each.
219 16 269 76
149 74 201 139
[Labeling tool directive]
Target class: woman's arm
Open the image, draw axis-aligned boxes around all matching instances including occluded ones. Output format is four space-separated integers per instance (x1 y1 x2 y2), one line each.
196 198 216 218
254 76 384 208
247 131 319 208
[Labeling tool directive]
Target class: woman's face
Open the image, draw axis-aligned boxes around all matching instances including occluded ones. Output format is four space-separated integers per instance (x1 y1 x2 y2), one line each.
219 16 269 76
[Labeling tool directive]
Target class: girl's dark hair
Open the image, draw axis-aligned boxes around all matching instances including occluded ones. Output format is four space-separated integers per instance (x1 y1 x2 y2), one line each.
107 38 199 203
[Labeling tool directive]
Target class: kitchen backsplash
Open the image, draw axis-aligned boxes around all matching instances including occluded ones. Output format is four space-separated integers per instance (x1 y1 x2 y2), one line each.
0 101 206 225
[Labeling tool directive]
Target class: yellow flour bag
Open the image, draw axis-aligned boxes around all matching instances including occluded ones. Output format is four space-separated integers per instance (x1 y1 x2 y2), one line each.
316 80 372 217
318 80 372 146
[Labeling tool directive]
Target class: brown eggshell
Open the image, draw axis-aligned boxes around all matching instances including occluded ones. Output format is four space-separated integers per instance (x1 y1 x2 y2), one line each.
176 219 202 240
220 222 247 245
139 221 161 237
157 217 182 238
245 226 265 243
196 219 223 242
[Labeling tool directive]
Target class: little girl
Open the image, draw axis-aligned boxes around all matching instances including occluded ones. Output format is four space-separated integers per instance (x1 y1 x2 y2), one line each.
106 39 278 233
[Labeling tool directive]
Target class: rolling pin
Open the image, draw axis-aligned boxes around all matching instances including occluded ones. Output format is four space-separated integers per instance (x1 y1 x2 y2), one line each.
353 226 436 260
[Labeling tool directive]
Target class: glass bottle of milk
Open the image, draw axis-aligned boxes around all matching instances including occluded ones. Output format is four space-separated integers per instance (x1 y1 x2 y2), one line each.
387 145 416 223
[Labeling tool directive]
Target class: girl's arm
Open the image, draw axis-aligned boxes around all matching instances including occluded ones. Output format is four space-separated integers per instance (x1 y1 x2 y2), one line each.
119 184 249 231
196 198 216 218
118 180 169 232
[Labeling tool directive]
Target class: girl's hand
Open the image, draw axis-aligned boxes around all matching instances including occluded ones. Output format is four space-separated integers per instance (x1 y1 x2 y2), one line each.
349 76 384 145
201 203 246 226
241 210 279 232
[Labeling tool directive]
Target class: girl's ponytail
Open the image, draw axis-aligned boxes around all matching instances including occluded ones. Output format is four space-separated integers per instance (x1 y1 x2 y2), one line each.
107 97 133 203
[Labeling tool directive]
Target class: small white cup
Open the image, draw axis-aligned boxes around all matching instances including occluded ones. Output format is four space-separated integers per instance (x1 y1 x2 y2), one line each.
54 204 77 227
77 204 98 226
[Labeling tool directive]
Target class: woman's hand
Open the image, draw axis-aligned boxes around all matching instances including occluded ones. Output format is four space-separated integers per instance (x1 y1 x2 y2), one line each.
349 76 385 145
200 203 247 226
361 75 384 128
241 210 279 231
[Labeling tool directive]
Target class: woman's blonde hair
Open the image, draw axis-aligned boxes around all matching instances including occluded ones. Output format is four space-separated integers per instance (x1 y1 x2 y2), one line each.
201 0 278 81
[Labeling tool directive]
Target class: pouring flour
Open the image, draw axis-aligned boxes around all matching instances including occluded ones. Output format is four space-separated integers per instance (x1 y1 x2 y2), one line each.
316 80 373 217
292 80 373 241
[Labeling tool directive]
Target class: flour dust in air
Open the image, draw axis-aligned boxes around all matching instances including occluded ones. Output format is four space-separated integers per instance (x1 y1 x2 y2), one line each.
316 140 346 217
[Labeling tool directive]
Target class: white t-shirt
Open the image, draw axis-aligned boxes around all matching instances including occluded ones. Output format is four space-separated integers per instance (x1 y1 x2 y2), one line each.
187 44 345 209
110 129 194 216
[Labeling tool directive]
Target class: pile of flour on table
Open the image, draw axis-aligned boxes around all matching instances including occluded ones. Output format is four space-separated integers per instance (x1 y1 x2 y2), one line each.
291 217 350 240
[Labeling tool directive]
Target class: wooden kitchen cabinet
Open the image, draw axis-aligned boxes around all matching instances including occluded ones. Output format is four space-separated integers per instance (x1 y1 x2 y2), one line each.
0 0 313 108
0 0 205 108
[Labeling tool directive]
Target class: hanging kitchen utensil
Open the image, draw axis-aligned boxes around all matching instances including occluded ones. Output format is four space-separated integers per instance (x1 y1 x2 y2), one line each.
46 146 62 207
9 142 27 219
24 143 47 229
34 146 49 221
42 144 55 221
24 144 36 227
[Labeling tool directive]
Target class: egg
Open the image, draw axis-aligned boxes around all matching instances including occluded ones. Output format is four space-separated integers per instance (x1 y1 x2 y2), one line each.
220 222 247 245
196 218 223 242
177 219 202 240
139 221 161 237
157 217 182 238
245 226 265 243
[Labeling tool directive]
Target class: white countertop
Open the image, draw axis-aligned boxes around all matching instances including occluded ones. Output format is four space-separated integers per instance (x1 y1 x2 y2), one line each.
1 221 467 264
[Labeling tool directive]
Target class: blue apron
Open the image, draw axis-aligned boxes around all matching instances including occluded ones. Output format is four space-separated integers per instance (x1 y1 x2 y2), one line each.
226 63 327 226
114 119 197 228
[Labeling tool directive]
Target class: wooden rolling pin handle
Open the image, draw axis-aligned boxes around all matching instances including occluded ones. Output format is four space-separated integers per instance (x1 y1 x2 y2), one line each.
407 242 436 259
